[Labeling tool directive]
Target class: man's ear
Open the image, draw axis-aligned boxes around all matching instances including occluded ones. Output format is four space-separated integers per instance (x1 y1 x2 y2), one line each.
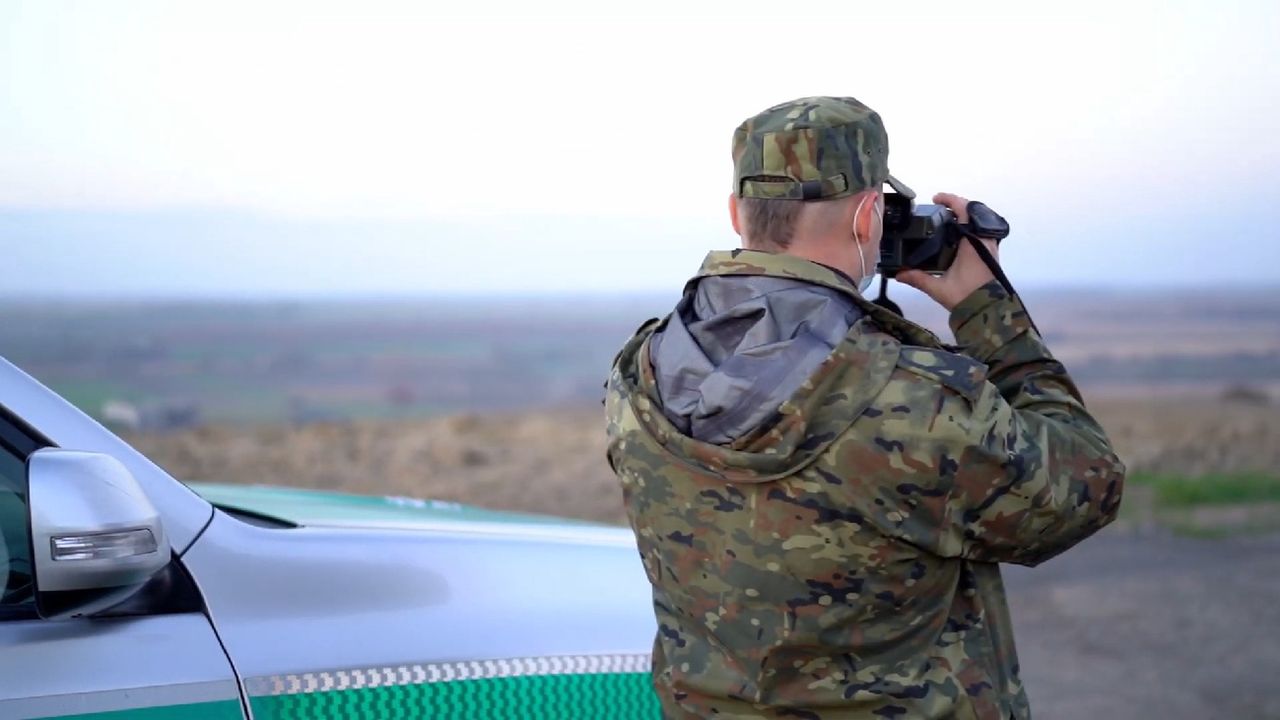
728 193 743 237
852 190 880 245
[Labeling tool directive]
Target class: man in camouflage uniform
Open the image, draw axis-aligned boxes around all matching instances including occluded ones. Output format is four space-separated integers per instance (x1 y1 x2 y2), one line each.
605 96 1125 719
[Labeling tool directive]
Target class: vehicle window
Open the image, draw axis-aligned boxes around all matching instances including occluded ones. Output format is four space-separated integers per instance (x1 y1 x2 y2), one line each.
0 407 48 620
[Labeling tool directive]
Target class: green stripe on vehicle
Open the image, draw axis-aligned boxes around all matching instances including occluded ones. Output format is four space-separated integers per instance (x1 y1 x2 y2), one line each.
37 699 243 720
187 482 602 528
250 672 658 720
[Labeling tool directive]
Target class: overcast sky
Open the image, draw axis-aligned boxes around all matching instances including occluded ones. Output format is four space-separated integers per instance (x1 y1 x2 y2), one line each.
2 0 1277 296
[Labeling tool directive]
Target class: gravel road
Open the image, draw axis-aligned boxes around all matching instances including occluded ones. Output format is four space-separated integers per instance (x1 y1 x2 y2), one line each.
1005 527 1280 719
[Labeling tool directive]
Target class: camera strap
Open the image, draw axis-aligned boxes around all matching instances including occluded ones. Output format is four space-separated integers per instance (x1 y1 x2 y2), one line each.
957 228 1014 294
872 275 903 316
955 227 1042 336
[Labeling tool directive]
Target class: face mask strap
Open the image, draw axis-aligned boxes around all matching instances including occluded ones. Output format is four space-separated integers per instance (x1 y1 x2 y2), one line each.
852 194 866 247
852 194 879 295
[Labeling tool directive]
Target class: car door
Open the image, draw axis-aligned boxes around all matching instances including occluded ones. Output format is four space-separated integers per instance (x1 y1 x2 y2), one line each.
0 405 246 720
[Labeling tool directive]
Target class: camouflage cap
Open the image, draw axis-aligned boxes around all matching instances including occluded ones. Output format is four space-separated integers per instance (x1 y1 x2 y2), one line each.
732 96 914 201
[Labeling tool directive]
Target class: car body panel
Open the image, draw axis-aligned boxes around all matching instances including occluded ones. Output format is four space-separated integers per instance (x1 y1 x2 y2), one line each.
0 614 243 719
183 509 658 716
34 700 242 720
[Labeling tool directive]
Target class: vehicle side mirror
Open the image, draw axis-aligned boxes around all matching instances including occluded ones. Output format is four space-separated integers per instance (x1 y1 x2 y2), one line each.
28 449 171 620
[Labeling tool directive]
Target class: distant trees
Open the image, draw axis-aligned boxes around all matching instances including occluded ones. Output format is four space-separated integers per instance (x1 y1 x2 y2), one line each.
1221 384 1271 406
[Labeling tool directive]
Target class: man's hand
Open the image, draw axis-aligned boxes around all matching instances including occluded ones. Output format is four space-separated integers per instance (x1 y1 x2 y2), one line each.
895 192 999 312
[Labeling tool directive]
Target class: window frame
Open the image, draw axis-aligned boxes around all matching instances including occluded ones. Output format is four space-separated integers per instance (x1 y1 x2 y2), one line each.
0 403 54 621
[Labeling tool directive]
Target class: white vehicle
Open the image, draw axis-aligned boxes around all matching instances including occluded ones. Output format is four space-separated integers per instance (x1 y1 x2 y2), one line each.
0 358 657 719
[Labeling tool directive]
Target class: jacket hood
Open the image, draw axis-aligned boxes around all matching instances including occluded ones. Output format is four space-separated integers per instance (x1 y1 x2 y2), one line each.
610 250 941 484
649 274 862 445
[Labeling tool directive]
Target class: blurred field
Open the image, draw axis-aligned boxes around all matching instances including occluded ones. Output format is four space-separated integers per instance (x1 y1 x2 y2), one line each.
5 287 1277 427
7 289 1277 530
124 396 1280 528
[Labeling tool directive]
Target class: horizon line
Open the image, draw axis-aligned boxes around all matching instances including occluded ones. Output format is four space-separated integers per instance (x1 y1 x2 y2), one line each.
1 283 1276 304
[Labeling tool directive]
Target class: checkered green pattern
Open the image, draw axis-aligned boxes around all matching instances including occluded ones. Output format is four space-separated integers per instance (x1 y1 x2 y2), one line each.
249 671 659 719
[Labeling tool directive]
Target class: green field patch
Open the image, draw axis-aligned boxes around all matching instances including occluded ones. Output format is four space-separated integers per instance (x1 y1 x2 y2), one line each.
46 379 140 417
1161 502 1280 539
1130 472 1280 508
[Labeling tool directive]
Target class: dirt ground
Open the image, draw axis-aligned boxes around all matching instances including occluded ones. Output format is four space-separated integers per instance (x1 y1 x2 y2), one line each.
125 397 1280 525
1006 526 1280 720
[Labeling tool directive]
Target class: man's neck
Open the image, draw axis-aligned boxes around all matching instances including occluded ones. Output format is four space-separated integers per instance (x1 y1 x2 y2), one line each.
779 243 860 285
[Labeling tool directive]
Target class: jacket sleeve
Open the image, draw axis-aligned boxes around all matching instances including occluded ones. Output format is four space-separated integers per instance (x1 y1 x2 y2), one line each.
920 282 1125 567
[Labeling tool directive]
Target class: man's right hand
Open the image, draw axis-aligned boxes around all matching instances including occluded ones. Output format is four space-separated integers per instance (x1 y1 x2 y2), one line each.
895 192 1000 312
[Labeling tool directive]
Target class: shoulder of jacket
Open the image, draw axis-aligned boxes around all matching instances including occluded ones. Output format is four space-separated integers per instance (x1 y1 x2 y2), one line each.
893 344 989 403
634 316 665 337
609 316 664 370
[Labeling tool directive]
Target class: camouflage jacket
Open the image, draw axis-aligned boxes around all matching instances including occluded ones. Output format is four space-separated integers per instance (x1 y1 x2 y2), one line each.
605 250 1125 720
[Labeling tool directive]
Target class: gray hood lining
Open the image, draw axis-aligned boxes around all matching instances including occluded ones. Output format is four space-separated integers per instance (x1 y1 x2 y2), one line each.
649 275 863 445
